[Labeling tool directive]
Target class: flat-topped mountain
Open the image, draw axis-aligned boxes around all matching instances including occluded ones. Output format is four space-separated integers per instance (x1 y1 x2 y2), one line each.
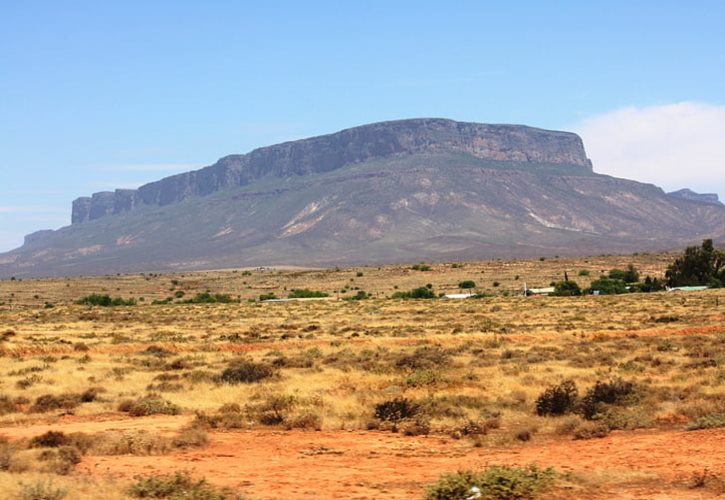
70 119 592 224
2 118 724 277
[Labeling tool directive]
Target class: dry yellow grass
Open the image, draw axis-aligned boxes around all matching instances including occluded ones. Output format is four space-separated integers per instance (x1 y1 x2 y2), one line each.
0 253 723 498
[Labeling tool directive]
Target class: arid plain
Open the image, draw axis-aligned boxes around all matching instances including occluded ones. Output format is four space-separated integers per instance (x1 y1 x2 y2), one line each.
0 252 723 499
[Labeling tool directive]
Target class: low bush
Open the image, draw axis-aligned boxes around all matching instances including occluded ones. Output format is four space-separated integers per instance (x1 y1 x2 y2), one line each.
535 380 579 416
552 280 581 297
128 471 237 499
118 394 180 417
219 360 275 384
425 464 556 500
17 479 67 500
581 378 636 419
392 286 436 299
573 421 610 440
75 294 136 306
181 292 238 304
374 398 419 430
29 431 69 448
687 413 725 430
287 289 329 299
458 280 476 289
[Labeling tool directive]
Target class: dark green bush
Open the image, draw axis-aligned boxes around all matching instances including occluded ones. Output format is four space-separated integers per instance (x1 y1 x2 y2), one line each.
586 276 628 295
374 398 419 424
552 280 581 297
287 289 329 298
182 292 238 304
535 380 579 416
666 239 724 287
425 464 556 500
220 360 275 384
581 379 636 419
392 286 436 299
458 280 476 289
75 294 136 306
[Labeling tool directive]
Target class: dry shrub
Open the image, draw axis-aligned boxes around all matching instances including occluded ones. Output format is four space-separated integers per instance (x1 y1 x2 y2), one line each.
285 412 323 430
573 421 610 440
219 360 275 384
171 425 209 449
118 394 180 416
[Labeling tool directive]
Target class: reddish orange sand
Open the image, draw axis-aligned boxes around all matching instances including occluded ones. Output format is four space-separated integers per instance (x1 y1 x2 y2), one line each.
3 416 722 499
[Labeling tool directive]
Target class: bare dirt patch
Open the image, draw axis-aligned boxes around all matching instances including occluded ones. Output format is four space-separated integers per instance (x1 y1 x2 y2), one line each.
70 425 725 499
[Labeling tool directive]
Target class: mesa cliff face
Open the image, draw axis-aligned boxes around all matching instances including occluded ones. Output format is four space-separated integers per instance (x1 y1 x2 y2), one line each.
71 119 592 224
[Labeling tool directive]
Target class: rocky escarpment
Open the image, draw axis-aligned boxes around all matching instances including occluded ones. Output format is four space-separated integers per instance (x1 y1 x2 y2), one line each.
71 118 592 223
667 188 722 206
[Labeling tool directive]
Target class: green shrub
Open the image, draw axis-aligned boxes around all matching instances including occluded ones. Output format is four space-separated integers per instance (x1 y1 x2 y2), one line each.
219 360 275 384
128 471 236 499
458 280 476 289
425 464 556 500
411 264 431 271
687 413 725 430
182 292 238 304
392 286 436 299
287 289 329 298
578 269 590 276
535 380 579 416
586 276 628 295
258 293 277 301
552 280 581 297
75 294 136 306
581 379 636 419
342 290 369 301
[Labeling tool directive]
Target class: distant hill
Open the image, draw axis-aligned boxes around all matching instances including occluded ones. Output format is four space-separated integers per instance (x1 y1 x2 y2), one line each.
2 118 724 278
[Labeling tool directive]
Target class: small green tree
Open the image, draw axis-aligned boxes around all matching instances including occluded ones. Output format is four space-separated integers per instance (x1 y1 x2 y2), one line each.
623 264 640 283
458 280 476 289
552 280 581 296
586 276 628 295
665 239 724 287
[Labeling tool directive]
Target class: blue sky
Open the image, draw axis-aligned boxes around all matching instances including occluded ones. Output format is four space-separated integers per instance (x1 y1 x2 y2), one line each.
2 1 724 251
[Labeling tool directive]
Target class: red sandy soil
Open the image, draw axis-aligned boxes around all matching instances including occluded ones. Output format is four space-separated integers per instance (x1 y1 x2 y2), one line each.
2 416 722 499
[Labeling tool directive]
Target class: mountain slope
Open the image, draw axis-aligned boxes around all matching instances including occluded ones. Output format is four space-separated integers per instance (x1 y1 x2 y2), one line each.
2 119 724 277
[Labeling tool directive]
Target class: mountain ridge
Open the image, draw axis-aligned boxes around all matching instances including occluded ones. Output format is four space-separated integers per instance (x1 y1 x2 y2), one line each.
71 118 592 224
2 118 724 278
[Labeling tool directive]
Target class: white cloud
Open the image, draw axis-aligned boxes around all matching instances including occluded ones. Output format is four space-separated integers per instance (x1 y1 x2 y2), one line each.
572 102 725 199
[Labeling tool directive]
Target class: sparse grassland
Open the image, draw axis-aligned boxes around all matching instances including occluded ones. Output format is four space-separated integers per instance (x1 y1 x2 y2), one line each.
0 253 723 498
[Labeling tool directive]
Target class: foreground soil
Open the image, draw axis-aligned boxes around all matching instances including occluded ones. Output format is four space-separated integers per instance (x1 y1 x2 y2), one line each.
3 416 722 499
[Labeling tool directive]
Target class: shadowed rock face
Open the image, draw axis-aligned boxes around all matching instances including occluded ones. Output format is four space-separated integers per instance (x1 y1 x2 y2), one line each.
3 118 724 278
71 119 592 223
